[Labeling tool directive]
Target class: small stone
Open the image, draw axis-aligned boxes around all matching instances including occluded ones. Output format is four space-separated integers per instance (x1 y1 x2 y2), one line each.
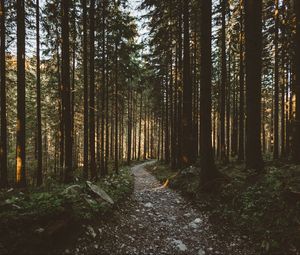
35 228 45 234
198 248 205 255
194 218 202 224
144 202 153 208
189 222 198 229
172 240 188 252
87 226 97 238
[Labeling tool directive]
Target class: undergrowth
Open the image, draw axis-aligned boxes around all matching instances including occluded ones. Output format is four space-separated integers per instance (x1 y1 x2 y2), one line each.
146 162 300 254
0 167 134 254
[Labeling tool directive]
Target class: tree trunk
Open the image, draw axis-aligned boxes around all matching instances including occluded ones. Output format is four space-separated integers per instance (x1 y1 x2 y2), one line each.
199 0 218 182
114 41 119 174
181 0 195 166
82 0 88 179
244 0 264 171
294 0 300 163
36 0 43 186
220 0 227 163
138 93 143 161
0 0 8 187
101 0 107 175
273 0 279 160
89 0 96 180
238 1 245 161
62 0 72 183
16 0 26 187
127 87 132 165
165 75 170 163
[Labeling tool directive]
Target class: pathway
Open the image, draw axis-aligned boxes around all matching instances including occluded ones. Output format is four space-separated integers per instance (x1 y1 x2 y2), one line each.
67 161 254 255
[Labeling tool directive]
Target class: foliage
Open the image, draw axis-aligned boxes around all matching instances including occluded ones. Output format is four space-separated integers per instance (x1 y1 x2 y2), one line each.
147 162 300 254
0 167 134 254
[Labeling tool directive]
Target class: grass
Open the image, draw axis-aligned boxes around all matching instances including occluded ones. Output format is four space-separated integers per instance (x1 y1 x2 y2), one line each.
146 162 300 254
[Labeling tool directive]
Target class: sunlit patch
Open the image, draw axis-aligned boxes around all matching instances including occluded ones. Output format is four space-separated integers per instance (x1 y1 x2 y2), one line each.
16 155 22 183
162 179 169 188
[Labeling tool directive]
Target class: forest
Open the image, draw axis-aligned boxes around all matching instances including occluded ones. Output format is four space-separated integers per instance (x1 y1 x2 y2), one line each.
0 0 300 254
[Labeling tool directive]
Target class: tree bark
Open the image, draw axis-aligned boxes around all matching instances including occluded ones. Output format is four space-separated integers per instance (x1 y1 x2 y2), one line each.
238 0 245 161
82 0 88 179
220 0 227 163
62 0 72 183
89 0 97 180
0 0 8 187
36 0 43 186
294 0 300 163
181 0 195 166
244 0 264 171
16 0 26 187
273 0 279 160
199 0 218 182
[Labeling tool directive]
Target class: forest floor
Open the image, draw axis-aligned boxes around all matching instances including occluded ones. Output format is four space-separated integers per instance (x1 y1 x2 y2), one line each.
63 161 255 255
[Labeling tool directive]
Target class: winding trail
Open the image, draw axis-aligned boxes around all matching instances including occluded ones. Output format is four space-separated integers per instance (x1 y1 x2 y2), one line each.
69 161 254 255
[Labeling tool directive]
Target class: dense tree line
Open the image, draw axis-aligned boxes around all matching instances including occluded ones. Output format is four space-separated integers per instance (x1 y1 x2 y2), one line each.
140 0 300 182
0 0 154 187
0 0 300 188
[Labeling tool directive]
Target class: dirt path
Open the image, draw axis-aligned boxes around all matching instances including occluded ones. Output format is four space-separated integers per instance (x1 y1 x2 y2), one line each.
67 161 254 255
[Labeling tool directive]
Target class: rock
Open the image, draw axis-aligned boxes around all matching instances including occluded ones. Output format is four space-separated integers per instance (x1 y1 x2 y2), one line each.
169 216 176 221
172 240 188 252
198 248 205 255
87 226 97 238
144 202 153 208
64 185 82 195
35 228 45 234
86 181 114 204
194 218 202 224
189 222 198 229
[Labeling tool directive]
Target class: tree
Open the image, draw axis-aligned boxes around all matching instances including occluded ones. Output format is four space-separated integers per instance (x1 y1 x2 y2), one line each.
181 0 195 166
62 0 72 183
16 0 26 187
220 0 227 163
199 0 218 182
82 0 88 179
273 0 279 160
0 0 7 187
100 0 107 176
294 0 300 163
244 0 263 171
89 0 97 180
238 0 245 161
36 0 43 186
